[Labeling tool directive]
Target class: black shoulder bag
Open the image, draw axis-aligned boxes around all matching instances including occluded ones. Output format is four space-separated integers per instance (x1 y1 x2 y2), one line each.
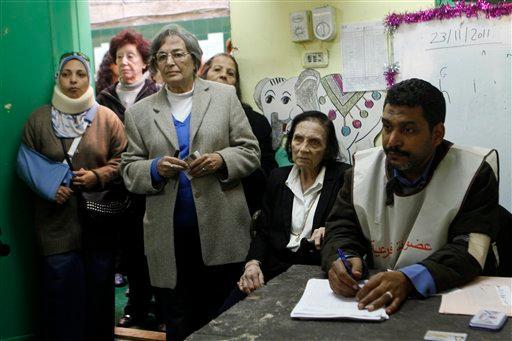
60 138 131 218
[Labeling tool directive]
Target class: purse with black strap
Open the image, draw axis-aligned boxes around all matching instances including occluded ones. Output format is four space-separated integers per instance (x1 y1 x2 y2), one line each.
60 138 130 218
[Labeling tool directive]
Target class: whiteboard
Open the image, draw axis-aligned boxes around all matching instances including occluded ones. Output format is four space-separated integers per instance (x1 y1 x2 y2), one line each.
393 15 512 210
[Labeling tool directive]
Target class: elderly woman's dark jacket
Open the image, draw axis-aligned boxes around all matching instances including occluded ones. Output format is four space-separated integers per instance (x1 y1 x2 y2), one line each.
97 79 159 122
97 78 159 215
246 161 351 280
241 103 276 214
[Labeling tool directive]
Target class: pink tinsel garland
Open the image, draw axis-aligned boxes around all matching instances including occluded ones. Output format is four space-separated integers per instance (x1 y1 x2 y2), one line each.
384 0 512 32
384 63 399 89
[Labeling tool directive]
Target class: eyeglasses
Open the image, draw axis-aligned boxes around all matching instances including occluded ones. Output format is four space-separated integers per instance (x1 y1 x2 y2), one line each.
155 51 190 64
60 51 90 62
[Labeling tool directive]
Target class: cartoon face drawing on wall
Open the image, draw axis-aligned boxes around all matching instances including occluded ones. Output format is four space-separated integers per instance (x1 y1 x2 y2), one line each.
254 77 302 149
254 72 384 162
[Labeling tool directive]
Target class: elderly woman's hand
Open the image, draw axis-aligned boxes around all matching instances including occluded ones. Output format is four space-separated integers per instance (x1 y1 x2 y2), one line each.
188 153 224 177
73 168 98 189
238 260 265 294
55 186 73 204
308 227 326 250
157 156 188 178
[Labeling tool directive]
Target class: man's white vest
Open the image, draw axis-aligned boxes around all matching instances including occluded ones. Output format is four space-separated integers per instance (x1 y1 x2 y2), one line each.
352 145 498 270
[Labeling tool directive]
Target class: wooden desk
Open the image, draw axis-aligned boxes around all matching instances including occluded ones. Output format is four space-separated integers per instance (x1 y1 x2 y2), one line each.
190 265 511 340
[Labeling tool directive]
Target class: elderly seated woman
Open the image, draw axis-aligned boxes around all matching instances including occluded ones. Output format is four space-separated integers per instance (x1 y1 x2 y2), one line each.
238 111 351 294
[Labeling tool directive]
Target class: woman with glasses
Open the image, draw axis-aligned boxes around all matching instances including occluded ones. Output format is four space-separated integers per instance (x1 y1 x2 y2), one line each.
96 29 162 331
17 52 126 340
120 24 260 340
199 53 276 215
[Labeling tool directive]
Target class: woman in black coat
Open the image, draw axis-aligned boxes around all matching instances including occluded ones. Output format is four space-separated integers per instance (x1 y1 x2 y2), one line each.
238 111 351 293
96 29 160 329
199 53 276 215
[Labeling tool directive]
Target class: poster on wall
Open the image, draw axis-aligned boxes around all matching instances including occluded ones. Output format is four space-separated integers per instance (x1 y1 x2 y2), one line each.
341 21 388 92
253 69 384 163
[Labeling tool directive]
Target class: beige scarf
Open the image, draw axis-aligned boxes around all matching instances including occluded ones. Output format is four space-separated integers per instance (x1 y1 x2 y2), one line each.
51 85 95 114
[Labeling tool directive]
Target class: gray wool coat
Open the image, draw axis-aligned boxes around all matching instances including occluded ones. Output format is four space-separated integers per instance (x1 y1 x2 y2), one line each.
121 78 261 289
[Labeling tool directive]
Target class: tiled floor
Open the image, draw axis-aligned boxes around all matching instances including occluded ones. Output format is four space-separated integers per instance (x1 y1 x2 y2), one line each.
115 286 161 331
114 286 128 324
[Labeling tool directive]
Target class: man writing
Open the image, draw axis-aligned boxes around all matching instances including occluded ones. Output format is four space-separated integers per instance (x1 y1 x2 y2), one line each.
322 78 499 315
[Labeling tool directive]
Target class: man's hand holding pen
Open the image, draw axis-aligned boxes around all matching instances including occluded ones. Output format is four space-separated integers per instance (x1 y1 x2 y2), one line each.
328 256 363 297
328 253 413 315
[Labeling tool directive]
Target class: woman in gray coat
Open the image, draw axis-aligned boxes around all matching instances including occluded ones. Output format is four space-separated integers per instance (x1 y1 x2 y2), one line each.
120 24 260 340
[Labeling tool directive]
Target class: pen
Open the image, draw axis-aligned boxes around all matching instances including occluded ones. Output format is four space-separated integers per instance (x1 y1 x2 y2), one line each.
337 248 355 279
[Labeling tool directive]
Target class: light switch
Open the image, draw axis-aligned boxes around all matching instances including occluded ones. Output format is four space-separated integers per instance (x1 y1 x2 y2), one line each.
290 11 312 42
302 50 329 68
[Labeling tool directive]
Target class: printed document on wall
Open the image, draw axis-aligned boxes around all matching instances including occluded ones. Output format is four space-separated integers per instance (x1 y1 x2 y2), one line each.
341 21 388 92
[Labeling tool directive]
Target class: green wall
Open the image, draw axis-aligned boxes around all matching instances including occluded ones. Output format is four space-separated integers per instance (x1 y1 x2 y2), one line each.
92 16 231 49
0 1 92 339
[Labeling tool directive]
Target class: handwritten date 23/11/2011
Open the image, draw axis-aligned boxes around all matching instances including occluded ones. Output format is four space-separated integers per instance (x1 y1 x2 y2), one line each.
430 27 491 46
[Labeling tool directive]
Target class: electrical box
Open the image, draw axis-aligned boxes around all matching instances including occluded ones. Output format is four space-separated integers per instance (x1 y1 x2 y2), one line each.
312 6 336 41
290 11 312 42
302 50 329 68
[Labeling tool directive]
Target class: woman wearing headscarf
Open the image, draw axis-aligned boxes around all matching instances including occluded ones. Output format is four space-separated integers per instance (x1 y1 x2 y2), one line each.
199 53 276 215
120 24 260 340
18 52 126 340
96 29 161 330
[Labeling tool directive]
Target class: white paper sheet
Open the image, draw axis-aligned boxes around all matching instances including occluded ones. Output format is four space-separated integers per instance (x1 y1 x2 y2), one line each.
439 276 512 316
341 21 388 92
199 32 225 62
290 279 389 320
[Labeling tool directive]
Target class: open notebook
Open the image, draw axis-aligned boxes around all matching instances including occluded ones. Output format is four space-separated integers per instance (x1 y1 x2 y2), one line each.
291 279 389 321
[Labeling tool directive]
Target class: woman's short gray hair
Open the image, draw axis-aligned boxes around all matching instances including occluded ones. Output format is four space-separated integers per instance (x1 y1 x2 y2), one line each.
149 24 203 74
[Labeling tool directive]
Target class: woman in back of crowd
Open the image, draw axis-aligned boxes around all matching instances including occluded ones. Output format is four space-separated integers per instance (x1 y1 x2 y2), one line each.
17 51 126 340
238 111 351 294
96 29 161 330
95 52 118 95
199 53 276 215
97 29 158 120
